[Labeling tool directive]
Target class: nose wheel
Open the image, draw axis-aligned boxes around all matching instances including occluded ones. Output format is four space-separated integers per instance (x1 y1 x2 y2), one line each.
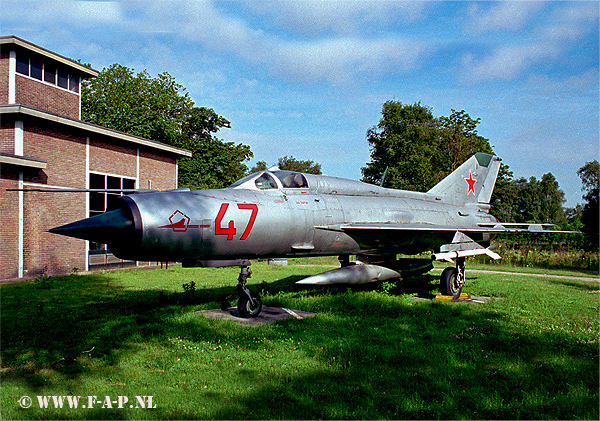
237 266 262 318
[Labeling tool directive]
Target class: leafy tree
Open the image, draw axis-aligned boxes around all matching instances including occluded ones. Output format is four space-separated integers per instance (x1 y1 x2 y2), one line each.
564 204 585 247
179 107 231 149
82 64 193 145
491 172 567 227
249 161 269 173
361 101 492 191
438 109 493 171
176 107 252 189
362 101 440 191
363 101 569 230
577 160 599 250
538 173 567 226
81 64 252 189
490 164 517 222
178 139 252 190
277 156 322 174
249 156 322 174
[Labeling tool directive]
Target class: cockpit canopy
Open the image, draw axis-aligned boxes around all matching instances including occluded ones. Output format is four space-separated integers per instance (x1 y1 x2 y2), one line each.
229 170 309 191
228 169 409 198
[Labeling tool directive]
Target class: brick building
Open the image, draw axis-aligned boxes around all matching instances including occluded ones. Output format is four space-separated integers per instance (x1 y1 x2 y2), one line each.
0 36 191 280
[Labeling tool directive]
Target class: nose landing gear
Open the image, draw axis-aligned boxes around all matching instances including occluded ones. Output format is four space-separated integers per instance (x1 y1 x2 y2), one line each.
237 265 262 318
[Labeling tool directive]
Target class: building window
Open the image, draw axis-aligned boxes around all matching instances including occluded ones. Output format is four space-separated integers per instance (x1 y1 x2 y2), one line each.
16 55 29 75
30 57 43 80
15 51 80 93
57 69 69 90
44 64 56 84
89 173 106 217
69 74 79 93
88 173 136 262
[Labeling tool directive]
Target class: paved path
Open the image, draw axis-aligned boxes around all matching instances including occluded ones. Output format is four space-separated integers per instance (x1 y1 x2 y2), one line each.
291 264 599 283
197 306 316 325
450 268 599 283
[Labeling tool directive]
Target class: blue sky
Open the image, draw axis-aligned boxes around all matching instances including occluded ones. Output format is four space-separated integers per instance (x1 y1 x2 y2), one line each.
2 1 598 207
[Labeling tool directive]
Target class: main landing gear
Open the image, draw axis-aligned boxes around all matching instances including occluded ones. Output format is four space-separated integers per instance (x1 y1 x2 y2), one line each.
237 265 262 318
439 256 465 299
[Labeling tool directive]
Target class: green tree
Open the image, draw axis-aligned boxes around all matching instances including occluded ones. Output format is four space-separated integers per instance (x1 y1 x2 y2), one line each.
362 101 492 191
362 101 441 191
495 173 566 225
438 109 493 171
249 156 322 174
538 173 567 226
490 164 517 222
178 139 252 190
177 107 252 189
577 160 599 250
277 156 322 174
249 161 269 173
81 64 252 189
179 107 231 149
82 64 193 145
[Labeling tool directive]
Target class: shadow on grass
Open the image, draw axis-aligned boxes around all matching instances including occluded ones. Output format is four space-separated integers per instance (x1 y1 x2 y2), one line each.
201 295 598 419
552 279 600 291
1 274 167 389
1 270 598 419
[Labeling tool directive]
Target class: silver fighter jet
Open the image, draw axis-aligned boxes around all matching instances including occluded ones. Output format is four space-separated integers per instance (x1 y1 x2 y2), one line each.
49 153 565 317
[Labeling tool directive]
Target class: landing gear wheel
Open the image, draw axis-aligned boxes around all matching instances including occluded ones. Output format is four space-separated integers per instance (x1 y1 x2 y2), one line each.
237 291 262 318
236 265 262 318
440 267 462 298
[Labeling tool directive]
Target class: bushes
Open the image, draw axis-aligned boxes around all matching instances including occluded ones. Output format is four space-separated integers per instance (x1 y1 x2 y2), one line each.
475 240 599 271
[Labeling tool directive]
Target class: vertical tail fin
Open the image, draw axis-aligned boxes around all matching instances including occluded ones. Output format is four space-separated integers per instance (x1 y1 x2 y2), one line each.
427 153 501 205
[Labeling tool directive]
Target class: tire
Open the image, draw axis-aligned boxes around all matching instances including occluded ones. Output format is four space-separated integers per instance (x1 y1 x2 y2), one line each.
440 267 462 298
237 291 262 318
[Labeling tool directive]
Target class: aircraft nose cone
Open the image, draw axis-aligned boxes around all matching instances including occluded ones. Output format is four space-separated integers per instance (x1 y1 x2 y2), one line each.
49 208 134 243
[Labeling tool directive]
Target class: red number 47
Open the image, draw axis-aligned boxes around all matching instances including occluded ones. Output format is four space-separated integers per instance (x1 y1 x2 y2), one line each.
215 203 258 240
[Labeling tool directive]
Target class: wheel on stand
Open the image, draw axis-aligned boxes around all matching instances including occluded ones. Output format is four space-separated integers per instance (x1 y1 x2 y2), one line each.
237 291 262 318
440 266 462 298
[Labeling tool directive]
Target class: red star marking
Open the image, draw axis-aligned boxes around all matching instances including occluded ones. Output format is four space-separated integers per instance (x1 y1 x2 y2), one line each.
465 170 477 196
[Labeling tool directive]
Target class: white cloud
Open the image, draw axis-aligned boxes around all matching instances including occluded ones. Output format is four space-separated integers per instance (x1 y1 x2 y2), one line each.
240 0 427 35
466 1 545 33
462 43 560 82
524 68 599 93
541 2 599 42
133 0 429 85
2 0 431 85
273 37 427 84
2 0 124 26
461 2 598 82
505 123 595 168
72 1 123 24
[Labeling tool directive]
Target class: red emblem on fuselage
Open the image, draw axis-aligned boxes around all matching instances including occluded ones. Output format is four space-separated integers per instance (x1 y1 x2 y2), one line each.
465 170 477 196
158 210 204 232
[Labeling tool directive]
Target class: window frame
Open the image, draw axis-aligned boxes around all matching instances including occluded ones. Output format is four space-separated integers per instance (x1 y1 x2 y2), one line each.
14 51 81 94
88 172 137 257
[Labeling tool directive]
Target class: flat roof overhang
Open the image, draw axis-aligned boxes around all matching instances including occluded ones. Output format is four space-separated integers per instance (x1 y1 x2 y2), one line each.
0 104 192 158
0 35 99 78
0 153 47 169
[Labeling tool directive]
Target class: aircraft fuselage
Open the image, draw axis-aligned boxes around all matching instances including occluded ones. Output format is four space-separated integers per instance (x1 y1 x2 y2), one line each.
101 176 497 265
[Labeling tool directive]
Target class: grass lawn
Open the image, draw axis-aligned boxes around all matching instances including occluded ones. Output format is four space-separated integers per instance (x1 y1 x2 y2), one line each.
1 262 598 420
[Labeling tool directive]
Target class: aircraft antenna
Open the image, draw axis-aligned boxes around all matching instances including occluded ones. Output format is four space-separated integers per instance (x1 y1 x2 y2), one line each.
380 166 389 187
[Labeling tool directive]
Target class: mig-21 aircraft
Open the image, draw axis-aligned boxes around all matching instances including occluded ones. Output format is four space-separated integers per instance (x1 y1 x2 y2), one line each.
47 153 565 317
